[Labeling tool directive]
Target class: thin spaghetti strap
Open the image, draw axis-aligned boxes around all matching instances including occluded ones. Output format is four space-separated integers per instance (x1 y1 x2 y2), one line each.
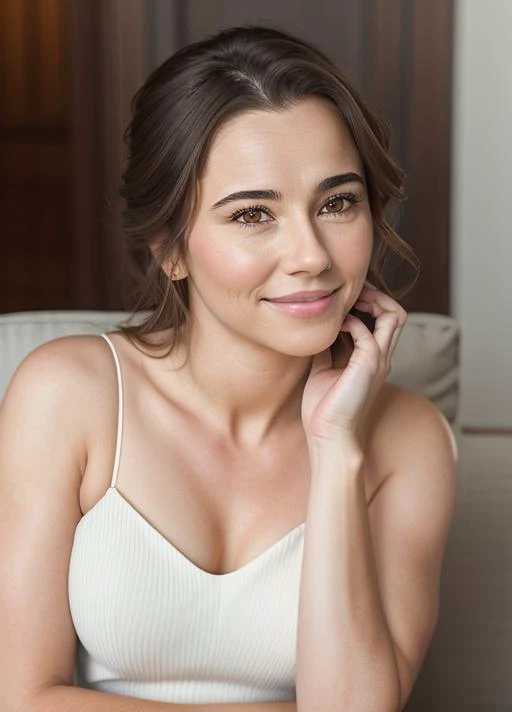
99 333 124 490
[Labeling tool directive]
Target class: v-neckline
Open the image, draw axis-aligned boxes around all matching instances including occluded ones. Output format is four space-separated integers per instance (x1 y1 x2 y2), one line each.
81 487 306 579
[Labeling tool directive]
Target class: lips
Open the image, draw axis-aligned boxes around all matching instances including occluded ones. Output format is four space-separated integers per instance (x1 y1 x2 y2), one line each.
265 288 338 303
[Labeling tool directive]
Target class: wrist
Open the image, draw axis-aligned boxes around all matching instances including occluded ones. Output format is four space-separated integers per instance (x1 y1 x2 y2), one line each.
307 439 364 479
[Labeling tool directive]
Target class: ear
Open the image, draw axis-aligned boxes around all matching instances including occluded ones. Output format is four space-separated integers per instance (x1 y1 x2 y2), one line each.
149 229 189 281
163 256 189 281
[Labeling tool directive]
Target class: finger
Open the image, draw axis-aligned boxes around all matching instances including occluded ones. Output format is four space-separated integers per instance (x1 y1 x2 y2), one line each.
371 311 401 355
389 322 404 355
352 293 407 348
352 297 406 363
341 314 380 362
355 288 407 322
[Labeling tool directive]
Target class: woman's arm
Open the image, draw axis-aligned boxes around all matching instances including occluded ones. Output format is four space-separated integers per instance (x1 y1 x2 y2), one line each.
31 686 296 712
295 388 456 712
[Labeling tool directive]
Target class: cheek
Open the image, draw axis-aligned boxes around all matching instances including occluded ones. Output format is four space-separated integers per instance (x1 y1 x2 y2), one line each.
189 232 270 290
334 218 373 268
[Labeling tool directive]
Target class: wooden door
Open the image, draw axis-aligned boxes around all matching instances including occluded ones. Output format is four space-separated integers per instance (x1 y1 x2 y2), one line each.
0 0 73 311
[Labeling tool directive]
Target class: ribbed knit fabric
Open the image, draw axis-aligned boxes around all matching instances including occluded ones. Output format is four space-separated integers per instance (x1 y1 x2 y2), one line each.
68 334 305 705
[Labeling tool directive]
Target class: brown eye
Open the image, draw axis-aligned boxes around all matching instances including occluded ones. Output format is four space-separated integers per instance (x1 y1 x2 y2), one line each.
319 192 360 217
231 205 272 228
243 208 263 223
324 197 345 213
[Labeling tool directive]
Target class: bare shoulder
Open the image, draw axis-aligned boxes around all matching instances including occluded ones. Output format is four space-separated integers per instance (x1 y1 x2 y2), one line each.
3 331 116 399
1 333 118 479
4 335 112 378
5 331 114 388
373 382 457 462
0 332 112 525
363 382 458 503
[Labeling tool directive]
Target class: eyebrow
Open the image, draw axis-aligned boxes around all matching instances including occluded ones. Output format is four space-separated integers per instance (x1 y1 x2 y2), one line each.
209 172 365 211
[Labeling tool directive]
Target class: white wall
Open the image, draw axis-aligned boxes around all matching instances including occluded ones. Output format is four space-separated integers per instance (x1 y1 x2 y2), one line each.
451 0 512 428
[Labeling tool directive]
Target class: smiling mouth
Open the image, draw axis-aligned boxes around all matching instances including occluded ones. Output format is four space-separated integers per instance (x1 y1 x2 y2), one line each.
262 288 340 318
264 288 340 303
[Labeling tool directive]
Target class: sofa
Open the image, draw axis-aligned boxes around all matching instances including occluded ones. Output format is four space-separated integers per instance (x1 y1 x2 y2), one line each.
1 309 510 711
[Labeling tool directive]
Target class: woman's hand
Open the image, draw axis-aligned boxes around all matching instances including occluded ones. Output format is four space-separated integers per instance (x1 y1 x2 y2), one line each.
301 282 407 455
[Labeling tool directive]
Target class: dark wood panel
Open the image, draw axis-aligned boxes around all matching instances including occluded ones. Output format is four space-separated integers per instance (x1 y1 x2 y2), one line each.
0 0 32 125
33 0 69 125
68 0 106 309
0 142 69 181
363 0 404 164
400 0 454 313
0 0 68 129
0 0 73 314
69 0 149 310
0 183 73 310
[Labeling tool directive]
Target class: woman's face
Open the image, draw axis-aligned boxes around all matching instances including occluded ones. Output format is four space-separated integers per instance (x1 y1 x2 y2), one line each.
179 97 373 358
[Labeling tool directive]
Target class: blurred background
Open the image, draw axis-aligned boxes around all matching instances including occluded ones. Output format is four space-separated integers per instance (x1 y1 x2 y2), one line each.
1 2 511 708
1 0 510 431
0 0 453 313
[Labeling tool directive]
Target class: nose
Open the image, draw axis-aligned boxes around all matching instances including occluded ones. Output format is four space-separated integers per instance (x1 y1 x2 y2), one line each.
279 216 332 276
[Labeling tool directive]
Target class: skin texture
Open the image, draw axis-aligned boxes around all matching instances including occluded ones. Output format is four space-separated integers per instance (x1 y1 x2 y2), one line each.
161 98 374 447
0 98 456 712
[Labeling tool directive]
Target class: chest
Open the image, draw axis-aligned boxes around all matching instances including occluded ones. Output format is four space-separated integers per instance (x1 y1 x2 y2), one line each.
81 388 381 577
69 484 303 700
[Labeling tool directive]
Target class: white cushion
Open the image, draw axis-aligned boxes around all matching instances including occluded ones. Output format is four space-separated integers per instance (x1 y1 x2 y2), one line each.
386 312 459 422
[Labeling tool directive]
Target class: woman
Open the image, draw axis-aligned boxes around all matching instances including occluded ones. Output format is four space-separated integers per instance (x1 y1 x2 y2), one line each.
0 25 456 712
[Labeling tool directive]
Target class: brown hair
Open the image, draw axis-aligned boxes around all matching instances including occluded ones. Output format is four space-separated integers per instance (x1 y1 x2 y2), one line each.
118 24 419 356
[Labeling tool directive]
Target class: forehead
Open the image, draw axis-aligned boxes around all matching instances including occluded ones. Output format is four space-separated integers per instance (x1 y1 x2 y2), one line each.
201 98 363 189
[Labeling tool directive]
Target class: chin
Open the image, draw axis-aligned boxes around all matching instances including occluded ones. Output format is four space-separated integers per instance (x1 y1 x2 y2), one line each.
277 331 342 359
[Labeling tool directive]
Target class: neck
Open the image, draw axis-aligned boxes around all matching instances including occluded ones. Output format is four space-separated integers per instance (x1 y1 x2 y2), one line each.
174 324 314 450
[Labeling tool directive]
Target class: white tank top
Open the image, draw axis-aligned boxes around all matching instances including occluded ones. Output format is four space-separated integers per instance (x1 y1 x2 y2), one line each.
68 333 306 705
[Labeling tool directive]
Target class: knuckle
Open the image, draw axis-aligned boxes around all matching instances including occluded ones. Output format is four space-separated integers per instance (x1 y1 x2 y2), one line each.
398 308 408 325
